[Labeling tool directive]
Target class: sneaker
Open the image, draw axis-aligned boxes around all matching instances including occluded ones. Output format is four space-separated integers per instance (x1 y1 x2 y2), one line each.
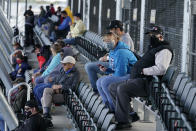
115 122 131 130
129 112 140 123
43 113 52 120
47 120 54 129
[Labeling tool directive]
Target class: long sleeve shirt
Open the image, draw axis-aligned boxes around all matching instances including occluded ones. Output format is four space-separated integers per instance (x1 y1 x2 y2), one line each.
42 53 61 77
70 20 86 38
58 16 71 30
143 49 172 76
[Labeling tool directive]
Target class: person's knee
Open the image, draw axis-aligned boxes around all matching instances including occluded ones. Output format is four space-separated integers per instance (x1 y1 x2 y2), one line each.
43 88 53 95
117 83 127 95
85 62 94 72
96 78 102 89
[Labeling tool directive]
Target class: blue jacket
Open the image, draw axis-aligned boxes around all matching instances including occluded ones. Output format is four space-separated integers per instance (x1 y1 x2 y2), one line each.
42 53 61 77
58 16 71 31
108 41 137 77
11 62 31 79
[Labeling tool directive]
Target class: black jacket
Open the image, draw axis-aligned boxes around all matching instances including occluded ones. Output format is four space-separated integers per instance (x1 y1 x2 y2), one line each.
15 113 46 131
54 66 80 91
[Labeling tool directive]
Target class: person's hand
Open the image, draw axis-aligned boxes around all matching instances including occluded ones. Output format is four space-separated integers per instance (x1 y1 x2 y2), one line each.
48 77 53 82
99 53 109 62
55 26 58 30
18 69 22 73
52 85 62 90
99 66 107 72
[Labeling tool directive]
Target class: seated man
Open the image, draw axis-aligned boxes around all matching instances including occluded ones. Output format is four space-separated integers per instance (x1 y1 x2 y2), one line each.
50 11 71 41
109 26 173 129
41 56 80 118
85 20 134 92
63 13 86 45
15 100 47 131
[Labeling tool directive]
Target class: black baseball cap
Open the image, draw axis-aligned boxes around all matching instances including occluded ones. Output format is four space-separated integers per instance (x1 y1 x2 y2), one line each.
74 13 81 19
145 26 163 35
25 100 38 108
107 20 123 30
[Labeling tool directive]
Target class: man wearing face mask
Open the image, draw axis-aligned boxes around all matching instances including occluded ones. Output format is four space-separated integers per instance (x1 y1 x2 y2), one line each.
63 13 86 45
15 100 47 131
109 26 173 129
96 32 137 112
107 20 134 52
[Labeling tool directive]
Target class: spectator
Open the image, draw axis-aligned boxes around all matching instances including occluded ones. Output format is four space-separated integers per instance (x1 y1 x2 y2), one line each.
51 11 71 41
56 6 62 23
50 4 55 14
15 100 47 131
41 56 80 119
45 6 52 18
96 32 137 111
11 42 23 67
10 54 31 81
33 44 46 69
85 20 133 92
37 6 46 27
24 5 34 47
11 78 27 113
109 26 173 129
107 20 134 51
63 13 86 45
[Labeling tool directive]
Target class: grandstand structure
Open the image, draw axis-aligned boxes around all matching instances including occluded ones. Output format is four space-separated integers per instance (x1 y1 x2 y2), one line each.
0 0 195 131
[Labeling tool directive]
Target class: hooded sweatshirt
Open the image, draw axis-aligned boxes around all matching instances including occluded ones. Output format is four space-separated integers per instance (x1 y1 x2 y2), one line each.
108 41 137 77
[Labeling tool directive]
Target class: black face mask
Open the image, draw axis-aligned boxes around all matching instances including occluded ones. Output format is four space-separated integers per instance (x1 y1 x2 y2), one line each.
149 36 161 48
24 110 32 118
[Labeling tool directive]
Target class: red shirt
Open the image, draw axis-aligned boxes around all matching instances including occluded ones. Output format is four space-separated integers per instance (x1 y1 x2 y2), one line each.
51 7 55 14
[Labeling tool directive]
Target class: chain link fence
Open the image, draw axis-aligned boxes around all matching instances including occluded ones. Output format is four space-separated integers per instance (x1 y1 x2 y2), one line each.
89 0 99 33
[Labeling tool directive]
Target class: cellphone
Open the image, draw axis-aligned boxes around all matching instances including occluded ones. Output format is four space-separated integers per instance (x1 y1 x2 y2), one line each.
97 64 105 68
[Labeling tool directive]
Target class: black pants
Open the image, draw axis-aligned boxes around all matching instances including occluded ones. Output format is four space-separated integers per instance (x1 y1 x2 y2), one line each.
25 24 34 46
109 78 148 123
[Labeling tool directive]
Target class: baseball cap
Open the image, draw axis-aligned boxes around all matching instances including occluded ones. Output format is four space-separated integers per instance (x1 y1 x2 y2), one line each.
107 20 123 30
74 13 81 18
25 100 38 108
60 56 76 64
145 26 163 35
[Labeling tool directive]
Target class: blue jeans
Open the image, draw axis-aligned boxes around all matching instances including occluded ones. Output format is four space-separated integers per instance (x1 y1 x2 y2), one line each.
63 38 76 45
35 76 46 85
85 61 109 92
33 83 52 106
37 17 47 27
96 74 130 111
0 114 9 131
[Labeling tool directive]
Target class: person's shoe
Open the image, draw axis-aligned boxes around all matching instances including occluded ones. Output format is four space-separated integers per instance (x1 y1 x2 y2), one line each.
115 122 132 130
47 120 54 129
129 112 140 123
43 113 52 119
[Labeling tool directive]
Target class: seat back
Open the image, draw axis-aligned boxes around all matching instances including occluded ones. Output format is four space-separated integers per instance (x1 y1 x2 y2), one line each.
189 96 196 122
161 66 177 86
180 82 193 106
79 85 88 98
107 124 116 131
101 113 115 131
184 88 196 113
81 88 91 103
90 97 102 116
76 82 85 95
84 91 95 106
172 73 185 91
87 95 98 112
97 108 109 128
93 103 105 123
176 77 190 98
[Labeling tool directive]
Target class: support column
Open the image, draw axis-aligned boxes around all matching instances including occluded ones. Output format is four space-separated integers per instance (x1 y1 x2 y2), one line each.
181 0 191 72
116 0 122 21
139 0 146 54
71 0 73 13
78 0 81 13
98 0 102 34
16 0 19 26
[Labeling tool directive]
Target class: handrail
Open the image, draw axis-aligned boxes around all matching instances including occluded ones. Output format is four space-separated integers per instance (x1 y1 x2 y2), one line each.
0 89 18 130
8 82 31 104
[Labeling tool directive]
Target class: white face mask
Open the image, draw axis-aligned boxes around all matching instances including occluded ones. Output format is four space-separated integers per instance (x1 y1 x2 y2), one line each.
106 40 116 50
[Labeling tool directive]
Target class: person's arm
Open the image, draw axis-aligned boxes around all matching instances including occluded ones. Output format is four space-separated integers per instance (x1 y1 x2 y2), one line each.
114 50 137 76
70 21 86 37
143 49 172 76
42 54 61 77
58 17 70 30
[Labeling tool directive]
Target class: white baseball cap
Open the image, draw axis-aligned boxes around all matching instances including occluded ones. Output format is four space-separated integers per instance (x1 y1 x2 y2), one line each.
60 56 76 64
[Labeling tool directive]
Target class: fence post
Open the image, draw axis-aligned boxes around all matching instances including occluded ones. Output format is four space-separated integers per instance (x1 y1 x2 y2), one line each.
181 0 191 73
116 0 122 21
139 0 146 54
98 0 102 34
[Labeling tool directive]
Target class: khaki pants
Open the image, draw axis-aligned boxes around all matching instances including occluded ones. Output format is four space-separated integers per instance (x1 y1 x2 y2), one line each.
41 88 65 108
